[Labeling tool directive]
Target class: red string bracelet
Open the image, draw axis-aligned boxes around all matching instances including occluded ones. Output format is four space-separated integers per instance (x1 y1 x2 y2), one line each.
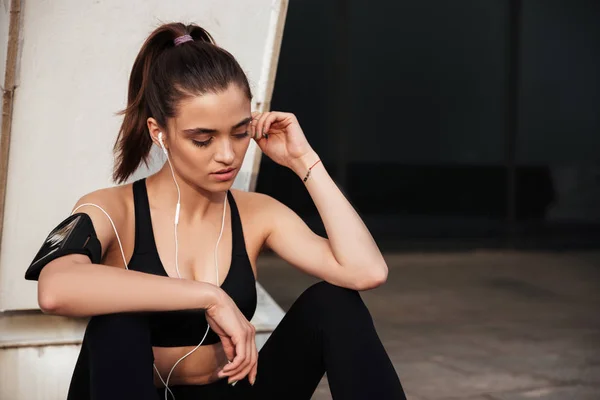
303 159 322 183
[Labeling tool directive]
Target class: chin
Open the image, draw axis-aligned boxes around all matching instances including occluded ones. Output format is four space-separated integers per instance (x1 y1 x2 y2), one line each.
205 178 237 191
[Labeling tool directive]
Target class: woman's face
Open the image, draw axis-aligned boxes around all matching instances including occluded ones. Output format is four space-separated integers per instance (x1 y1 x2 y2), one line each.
158 84 252 191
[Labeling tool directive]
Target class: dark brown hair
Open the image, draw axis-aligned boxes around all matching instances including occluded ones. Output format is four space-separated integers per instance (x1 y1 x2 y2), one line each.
113 22 252 183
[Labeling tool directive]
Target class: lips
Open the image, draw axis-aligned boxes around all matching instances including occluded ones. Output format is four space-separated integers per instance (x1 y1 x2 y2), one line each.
211 167 237 182
213 167 236 174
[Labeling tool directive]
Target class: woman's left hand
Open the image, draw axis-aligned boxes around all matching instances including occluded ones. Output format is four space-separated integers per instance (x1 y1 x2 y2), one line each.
250 111 317 172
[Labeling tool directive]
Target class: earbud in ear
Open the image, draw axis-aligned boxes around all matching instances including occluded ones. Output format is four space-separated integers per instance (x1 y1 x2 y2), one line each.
158 132 168 155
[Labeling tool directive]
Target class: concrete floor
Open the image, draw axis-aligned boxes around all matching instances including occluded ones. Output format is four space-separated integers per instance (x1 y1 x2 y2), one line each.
257 250 600 400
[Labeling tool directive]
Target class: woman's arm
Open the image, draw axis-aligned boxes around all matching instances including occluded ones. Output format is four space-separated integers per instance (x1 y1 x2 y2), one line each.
250 111 388 291
38 255 219 316
39 239 255 386
36 188 219 317
261 153 387 291
294 151 388 284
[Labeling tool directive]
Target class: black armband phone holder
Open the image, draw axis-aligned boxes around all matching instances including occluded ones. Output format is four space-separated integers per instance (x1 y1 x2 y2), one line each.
25 213 102 281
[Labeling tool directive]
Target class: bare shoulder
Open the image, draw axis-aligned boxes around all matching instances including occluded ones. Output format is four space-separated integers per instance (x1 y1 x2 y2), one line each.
228 189 287 255
229 189 285 222
73 184 130 218
72 183 133 257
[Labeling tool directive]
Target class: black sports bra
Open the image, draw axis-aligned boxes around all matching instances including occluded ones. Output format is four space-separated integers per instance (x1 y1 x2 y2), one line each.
128 178 257 347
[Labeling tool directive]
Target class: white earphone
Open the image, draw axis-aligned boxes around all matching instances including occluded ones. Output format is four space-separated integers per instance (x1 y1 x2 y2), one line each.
158 132 181 226
156 131 228 399
73 132 228 400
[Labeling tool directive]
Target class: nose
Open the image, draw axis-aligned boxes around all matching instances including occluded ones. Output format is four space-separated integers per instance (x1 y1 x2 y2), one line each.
214 137 235 165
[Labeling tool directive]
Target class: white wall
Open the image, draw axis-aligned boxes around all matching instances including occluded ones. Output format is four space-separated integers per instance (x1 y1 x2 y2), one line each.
0 0 12 141
0 0 287 310
0 0 11 83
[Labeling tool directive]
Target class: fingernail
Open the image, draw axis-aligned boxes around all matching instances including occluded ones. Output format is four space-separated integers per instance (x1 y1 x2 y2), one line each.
230 380 238 387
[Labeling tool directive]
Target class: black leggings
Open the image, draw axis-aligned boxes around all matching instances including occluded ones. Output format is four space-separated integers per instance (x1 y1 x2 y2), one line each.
67 281 406 399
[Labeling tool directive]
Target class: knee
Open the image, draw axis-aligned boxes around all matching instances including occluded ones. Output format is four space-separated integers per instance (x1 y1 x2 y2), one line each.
301 281 358 303
297 281 370 323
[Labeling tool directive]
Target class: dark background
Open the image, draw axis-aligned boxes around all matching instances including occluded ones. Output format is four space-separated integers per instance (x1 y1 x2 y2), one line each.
256 0 600 251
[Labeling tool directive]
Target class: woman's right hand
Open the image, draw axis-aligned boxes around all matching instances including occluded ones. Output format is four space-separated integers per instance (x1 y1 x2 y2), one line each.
206 288 257 385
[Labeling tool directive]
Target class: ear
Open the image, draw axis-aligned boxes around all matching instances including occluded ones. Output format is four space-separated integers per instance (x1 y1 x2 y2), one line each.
147 117 165 149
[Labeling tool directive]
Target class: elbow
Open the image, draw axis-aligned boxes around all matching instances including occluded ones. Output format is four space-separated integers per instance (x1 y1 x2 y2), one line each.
38 288 60 314
354 263 388 291
38 294 59 315
38 279 62 315
37 266 65 315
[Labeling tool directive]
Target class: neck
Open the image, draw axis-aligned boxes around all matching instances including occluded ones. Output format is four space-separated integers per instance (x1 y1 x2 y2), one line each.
146 165 227 223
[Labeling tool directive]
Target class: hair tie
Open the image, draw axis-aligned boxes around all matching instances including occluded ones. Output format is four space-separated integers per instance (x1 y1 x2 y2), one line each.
174 34 193 46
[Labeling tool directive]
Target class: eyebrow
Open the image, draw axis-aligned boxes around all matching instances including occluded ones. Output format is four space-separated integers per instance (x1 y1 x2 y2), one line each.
182 116 253 135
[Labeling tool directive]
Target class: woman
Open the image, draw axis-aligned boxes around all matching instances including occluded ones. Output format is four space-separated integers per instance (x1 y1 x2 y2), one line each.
26 22 406 399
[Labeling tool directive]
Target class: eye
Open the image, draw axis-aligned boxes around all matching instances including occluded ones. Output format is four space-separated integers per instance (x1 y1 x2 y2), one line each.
234 131 249 139
192 137 213 147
